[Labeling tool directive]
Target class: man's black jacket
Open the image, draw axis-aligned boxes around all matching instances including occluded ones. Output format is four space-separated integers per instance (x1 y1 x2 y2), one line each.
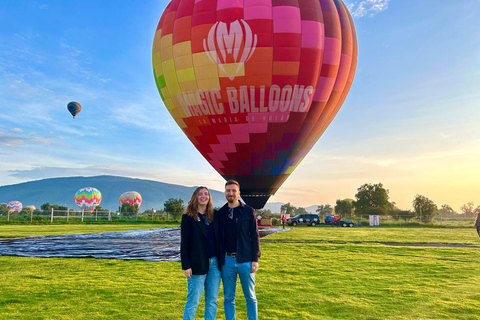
180 211 221 275
218 201 261 266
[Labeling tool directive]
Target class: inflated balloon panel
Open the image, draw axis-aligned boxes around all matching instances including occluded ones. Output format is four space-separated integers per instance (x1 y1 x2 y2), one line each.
153 0 357 208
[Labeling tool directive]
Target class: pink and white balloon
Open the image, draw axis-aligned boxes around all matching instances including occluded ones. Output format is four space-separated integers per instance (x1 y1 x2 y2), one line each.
7 201 23 212
119 191 142 208
74 187 102 212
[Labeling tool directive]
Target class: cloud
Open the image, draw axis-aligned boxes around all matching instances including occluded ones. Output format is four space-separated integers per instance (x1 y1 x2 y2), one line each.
59 40 111 84
346 0 390 18
10 128 23 133
0 132 51 148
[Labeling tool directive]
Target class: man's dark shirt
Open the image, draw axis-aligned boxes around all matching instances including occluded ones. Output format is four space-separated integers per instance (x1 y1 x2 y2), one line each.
224 207 239 253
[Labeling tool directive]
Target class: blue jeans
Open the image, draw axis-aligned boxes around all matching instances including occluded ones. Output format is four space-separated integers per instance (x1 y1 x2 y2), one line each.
183 257 221 320
221 255 257 320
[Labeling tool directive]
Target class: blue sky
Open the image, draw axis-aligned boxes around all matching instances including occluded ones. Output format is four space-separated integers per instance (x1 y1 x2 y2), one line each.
1 0 479 211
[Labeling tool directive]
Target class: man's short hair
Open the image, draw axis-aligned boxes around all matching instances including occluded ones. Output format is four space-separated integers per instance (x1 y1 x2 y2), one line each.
225 179 240 189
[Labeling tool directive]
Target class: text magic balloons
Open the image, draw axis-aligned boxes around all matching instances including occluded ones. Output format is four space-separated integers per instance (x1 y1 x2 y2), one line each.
67 101 82 118
119 191 143 207
74 187 102 212
153 0 357 208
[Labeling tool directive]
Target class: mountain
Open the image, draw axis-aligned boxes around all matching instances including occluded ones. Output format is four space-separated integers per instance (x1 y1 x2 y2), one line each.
0 175 226 211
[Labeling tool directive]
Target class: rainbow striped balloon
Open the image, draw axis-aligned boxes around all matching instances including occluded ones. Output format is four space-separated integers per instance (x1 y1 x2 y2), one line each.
67 101 82 118
152 0 357 208
119 191 143 207
7 201 23 212
74 187 102 212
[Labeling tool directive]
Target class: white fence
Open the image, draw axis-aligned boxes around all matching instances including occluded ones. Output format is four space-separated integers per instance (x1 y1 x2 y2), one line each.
0 209 183 223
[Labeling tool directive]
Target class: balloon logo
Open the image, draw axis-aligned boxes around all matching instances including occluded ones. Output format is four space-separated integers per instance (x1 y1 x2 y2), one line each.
74 187 102 212
204 19 257 80
67 101 82 118
7 201 23 212
119 191 143 207
152 0 357 208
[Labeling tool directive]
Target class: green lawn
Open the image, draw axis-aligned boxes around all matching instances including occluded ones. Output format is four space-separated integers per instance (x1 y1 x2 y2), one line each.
1 225 479 319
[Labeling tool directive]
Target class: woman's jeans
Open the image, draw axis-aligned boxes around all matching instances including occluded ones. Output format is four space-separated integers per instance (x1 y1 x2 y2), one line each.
183 257 221 320
221 255 258 320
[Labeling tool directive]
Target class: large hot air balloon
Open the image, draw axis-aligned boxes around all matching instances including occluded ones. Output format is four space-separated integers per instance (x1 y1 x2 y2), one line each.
67 101 82 118
74 187 102 212
7 201 23 212
119 191 143 207
152 0 357 208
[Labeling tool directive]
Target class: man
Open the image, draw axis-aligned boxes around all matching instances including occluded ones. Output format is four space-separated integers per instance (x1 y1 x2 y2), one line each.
218 180 260 320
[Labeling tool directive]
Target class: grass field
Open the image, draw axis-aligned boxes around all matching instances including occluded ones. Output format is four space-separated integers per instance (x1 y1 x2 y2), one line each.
1 225 479 319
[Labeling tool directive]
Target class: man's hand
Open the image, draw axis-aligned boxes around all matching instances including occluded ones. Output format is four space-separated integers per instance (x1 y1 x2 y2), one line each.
251 262 259 273
184 268 192 278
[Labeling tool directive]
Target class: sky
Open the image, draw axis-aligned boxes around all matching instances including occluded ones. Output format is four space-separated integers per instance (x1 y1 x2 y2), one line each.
0 0 479 211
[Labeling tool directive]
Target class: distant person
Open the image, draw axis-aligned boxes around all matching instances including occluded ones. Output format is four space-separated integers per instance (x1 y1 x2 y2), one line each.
476 212 480 238
281 214 286 229
180 187 221 320
218 180 260 320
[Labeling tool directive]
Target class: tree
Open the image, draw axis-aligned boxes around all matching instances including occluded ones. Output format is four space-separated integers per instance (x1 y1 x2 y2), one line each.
460 202 475 218
316 204 333 216
0 204 9 215
438 204 457 217
294 207 307 215
335 199 353 216
119 203 139 216
412 194 438 223
280 202 296 216
40 202 52 212
353 183 392 216
52 204 68 211
392 209 416 222
164 198 184 214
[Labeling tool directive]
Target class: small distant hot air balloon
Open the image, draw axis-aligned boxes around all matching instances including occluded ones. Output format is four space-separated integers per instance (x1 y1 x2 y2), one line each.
74 187 102 212
119 191 142 208
25 205 36 213
67 101 82 118
7 201 23 212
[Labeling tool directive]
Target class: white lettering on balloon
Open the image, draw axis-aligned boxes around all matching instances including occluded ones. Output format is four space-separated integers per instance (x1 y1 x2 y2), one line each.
177 85 314 118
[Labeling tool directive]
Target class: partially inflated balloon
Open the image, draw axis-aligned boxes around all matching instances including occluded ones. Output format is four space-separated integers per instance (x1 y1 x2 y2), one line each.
119 191 143 207
74 187 102 212
153 0 357 208
7 201 23 212
67 101 82 118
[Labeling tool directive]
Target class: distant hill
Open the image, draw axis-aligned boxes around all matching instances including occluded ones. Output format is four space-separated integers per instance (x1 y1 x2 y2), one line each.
0 175 226 211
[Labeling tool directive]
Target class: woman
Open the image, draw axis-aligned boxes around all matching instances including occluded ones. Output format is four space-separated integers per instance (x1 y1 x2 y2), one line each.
180 186 221 320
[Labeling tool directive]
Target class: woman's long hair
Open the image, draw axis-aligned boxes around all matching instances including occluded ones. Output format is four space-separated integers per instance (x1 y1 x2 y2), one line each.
185 186 214 223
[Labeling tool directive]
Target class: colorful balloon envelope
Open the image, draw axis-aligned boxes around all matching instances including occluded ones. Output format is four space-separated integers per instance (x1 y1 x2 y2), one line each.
119 191 143 207
7 201 23 212
25 205 36 212
152 0 357 208
67 101 82 118
74 187 102 212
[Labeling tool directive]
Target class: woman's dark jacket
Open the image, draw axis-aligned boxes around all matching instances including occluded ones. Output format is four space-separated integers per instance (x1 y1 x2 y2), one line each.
180 211 221 275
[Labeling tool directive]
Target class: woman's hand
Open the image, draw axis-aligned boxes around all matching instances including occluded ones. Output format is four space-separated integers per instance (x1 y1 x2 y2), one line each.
184 268 192 278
